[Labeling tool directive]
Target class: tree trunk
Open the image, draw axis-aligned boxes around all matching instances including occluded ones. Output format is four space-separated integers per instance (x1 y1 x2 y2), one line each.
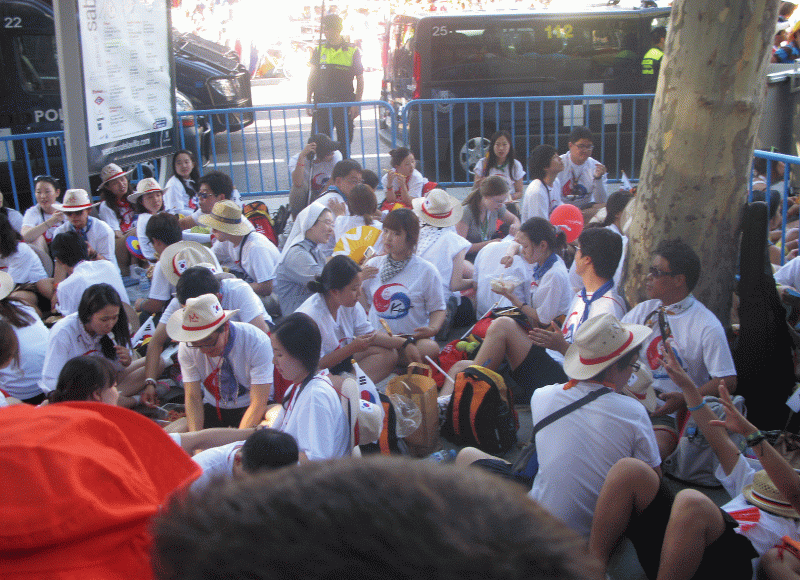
625 0 780 322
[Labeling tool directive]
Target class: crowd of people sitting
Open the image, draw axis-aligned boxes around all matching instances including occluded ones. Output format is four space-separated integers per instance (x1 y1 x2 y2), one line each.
4 124 800 580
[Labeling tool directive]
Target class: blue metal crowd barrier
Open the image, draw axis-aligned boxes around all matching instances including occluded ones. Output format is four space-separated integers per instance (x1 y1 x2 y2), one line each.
0 130 69 211
749 149 799 266
176 100 398 197
400 93 657 187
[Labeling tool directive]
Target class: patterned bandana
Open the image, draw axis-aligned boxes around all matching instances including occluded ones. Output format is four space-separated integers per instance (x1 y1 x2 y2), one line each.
380 255 411 283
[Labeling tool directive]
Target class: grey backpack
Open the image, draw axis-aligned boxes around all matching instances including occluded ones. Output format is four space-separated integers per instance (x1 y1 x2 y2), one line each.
662 395 747 487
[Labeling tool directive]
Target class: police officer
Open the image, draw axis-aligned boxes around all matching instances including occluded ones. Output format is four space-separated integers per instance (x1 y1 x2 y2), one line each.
307 14 364 158
641 26 666 93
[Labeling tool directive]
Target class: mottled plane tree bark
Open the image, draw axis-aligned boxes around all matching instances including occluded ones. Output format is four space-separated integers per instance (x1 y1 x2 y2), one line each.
625 0 780 322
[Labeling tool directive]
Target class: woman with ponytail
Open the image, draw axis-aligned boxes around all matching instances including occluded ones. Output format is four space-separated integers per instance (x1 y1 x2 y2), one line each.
296 255 412 383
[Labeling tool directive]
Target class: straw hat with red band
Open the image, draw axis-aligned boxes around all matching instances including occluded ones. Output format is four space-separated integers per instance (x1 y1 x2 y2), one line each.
127 176 163 204
52 188 99 213
158 240 223 286
167 293 238 343
743 469 800 519
97 162 134 190
563 313 650 380
198 200 253 236
412 188 463 228
0 402 201 580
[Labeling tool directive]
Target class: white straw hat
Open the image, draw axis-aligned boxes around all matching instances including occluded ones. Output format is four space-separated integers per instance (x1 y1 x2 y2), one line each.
563 313 651 380
198 200 253 236
412 189 463 227
98 163 134 190
127 177 163 204
743 469 800 519
52 189 99 213
166 294 238 343
158 241 223 286
0 271 14 301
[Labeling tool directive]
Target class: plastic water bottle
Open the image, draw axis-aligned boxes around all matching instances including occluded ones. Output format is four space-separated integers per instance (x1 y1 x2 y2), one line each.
426 449 457 463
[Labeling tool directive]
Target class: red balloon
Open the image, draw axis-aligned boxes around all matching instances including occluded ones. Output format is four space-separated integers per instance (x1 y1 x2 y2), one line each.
550 204 584 243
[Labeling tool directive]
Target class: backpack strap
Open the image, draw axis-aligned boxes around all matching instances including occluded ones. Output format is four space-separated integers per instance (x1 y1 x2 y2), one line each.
237 231 253 267
530 386 612 441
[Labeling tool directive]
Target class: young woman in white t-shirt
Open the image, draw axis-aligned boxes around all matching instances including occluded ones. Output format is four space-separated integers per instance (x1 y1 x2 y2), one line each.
128 178 165 262
362 208 445 363
473 130 525 200
21 175 64 254
443 218 572 400
272 312 350 461
297 255 418 383
163 149 200 216
521 144 564 222
380 147 428 210
0 213 52 310
47 355 119 405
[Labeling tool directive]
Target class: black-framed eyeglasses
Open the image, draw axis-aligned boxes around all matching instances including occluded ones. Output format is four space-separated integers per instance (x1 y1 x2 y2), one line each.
188 328 224 349
648 266 675 278
573 143 594 150
629 362 641 372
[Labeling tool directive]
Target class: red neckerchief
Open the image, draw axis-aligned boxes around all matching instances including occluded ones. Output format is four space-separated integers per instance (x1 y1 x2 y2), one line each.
202 356 225 421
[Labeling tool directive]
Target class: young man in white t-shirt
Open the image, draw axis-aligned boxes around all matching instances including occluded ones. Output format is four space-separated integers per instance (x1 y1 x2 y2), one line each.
190 428 298 493
167 294 273 431
177 170 242 230
50 231 129 316
555 126 607 218
621 238 737 459
314 159 363 219
288 133 343 216
201 200 280 297
133 213 184 315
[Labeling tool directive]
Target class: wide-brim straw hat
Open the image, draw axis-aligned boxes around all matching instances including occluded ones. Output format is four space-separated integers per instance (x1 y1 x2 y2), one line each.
0 271 14 301
743 469 800 519
563 313 651 380
412 188 463 227
158 240 223 286
127 177 163 204
198 200 252 236
166 294 238 343
98 163 134 190
51 189 99 213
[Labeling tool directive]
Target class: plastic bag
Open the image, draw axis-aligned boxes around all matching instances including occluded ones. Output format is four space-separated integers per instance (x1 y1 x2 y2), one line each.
388 390 421 438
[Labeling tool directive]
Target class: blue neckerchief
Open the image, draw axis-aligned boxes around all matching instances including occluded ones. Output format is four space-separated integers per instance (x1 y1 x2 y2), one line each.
70 217 93 242
532 252 558 282
219 323 239 403
579 279 614 325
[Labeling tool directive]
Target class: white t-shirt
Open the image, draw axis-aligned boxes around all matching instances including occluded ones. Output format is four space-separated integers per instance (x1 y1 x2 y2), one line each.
315 188 349 216
0 242 47 284
289 151 342 197
0 303 48 400
22 205 61 244
4 208 23 234
380 168 428 200
212 231 280 284
149 259 175 301
416 227 471 297
98 199 136 233
622 295 736 396
190 441 242 493
775 255 800 289
279 372 350 461
39 313 129 392
57 260 130 316
530 256 573 325
556 153 608 207
529 380 661 536
474 158 525 192
521 178 562 222
363 254 446 336
717 456 800 572
161 277 270 326
163 175 198 216
296 293 373 360
135 213 156 261
178 321 274 407
54 217 118 270
473 238 532 315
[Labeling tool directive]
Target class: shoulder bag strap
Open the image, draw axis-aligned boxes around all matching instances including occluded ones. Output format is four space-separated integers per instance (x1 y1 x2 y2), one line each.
530 386 612 441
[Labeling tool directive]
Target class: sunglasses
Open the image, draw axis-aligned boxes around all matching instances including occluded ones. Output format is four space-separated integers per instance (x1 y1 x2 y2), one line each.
648 266 675 278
